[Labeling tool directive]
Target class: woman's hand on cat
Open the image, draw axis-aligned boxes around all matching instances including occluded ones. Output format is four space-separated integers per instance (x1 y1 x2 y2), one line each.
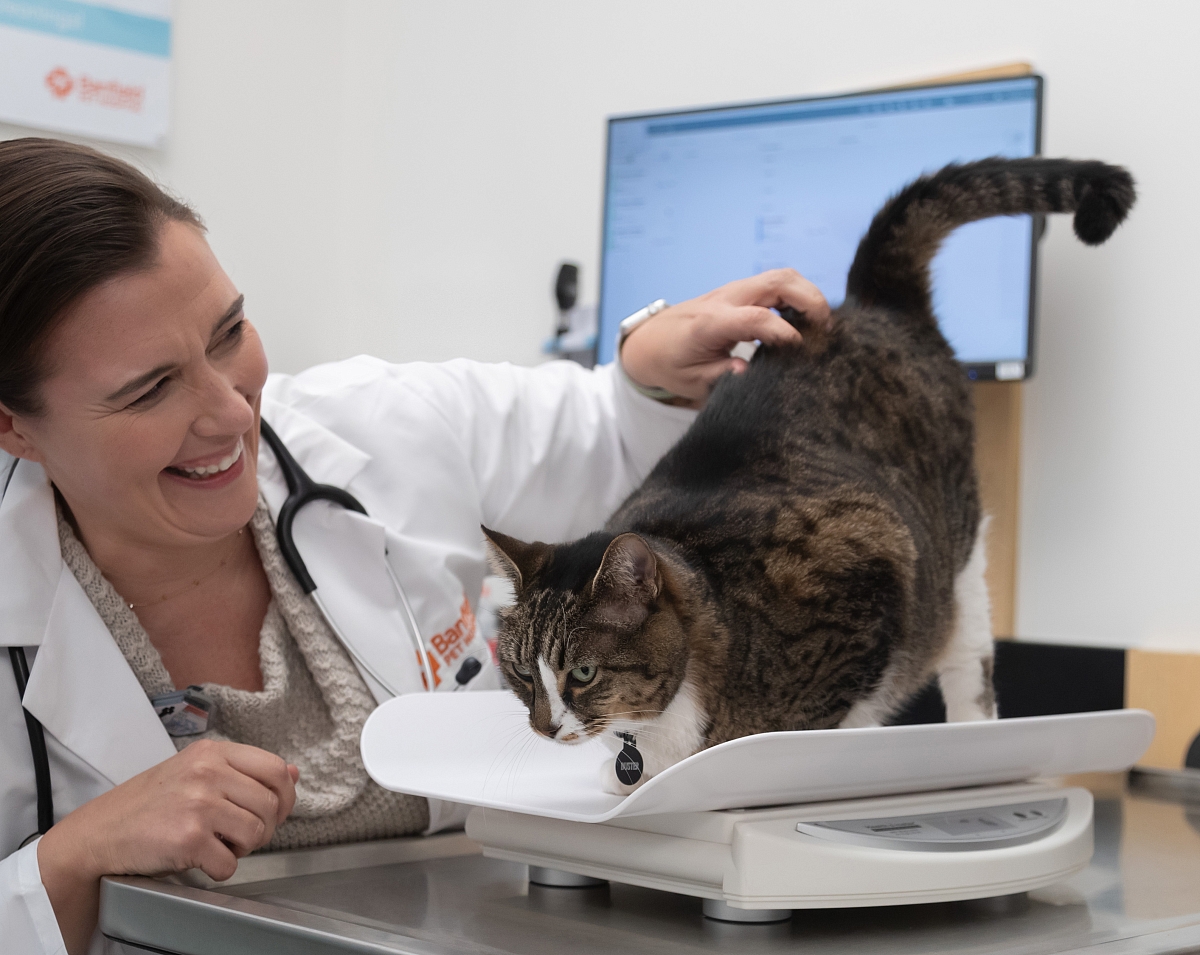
620 268 831 407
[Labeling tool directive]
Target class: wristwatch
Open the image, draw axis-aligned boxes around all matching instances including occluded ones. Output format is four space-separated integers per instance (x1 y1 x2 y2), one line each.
618 298 670 345
618 299 677 401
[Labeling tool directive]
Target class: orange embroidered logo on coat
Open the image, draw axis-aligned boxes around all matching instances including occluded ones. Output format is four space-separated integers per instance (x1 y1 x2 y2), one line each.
419 597 478 689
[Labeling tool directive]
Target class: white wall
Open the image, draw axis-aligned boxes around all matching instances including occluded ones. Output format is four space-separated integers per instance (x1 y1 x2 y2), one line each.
3 0 1198 651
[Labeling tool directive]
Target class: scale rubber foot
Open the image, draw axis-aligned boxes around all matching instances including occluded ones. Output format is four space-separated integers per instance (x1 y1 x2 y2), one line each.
527 865 607 888
702 898 792 923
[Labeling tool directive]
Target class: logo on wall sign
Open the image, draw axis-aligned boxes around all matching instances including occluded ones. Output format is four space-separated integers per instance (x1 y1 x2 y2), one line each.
43 67 145 113
45 68 74 99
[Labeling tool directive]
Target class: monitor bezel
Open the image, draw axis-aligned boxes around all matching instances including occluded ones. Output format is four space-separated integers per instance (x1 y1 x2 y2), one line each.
597 73 1046 380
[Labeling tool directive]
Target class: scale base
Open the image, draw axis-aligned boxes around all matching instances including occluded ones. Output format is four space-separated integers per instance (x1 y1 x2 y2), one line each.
702 898 792 923
468 781 1094 916
528 866 606 888
524 866 793 922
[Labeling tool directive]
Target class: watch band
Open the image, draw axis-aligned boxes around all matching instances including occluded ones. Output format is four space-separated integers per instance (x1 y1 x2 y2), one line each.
618 298 670 344
618 299 677 401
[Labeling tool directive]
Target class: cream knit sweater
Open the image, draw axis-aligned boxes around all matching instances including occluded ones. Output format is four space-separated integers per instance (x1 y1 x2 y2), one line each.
57 499 428 851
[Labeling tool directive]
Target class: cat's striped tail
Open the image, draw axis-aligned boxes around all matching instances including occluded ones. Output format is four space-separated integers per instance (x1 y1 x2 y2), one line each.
844 157 1136 317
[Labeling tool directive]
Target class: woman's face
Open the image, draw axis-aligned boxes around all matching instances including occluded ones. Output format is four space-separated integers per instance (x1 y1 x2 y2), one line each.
6 220 268 549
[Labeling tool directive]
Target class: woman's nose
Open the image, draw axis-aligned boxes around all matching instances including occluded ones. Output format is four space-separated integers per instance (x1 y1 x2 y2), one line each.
192 369 255 438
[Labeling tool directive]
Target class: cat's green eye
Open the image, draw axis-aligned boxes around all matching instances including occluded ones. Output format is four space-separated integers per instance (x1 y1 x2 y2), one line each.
512 663 532 679
570 664 597 684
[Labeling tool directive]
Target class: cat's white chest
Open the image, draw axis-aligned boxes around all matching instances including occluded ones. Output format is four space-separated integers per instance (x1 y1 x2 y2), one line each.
599 679 707 795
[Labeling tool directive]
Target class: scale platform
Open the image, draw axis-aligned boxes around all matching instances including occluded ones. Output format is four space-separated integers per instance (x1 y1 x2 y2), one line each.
362 692 1154 921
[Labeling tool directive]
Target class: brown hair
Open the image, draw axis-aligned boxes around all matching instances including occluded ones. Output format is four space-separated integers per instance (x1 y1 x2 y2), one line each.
0 137 202 415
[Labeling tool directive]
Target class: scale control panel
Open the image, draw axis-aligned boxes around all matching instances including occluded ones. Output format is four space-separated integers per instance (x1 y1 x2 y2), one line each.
795 797 1067 852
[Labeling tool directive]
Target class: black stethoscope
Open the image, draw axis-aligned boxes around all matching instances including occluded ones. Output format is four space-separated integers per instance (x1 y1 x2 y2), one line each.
258 419 438 694
9 646 52 847
9 420 481 845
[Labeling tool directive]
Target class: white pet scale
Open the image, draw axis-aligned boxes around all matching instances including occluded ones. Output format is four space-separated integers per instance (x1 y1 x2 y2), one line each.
362 693 1154 923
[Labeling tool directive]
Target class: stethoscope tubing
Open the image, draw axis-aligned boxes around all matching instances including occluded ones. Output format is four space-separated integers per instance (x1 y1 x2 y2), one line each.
9 647 53 842
382 559 438 694
259 419 435 694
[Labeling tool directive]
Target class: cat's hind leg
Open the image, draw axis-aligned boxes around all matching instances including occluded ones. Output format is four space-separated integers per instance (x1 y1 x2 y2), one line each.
937 521 997 722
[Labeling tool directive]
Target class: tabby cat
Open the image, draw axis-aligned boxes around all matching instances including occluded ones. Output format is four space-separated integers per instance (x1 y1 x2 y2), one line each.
485 158 1135 794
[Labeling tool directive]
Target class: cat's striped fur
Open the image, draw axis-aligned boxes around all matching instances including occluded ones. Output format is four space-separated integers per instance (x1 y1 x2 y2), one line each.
486 158 1135 793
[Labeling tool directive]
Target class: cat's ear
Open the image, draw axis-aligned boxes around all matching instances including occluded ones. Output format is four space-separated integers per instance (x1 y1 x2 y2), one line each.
482 526 548 590
591 533 659 628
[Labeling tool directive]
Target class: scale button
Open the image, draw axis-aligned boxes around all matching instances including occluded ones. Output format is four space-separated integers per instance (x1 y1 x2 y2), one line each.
795 798 1068 852
930 813 1015 836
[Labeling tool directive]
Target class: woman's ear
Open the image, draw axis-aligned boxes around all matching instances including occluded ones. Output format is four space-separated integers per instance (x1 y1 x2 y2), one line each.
590 533 659 628
0 402 43 462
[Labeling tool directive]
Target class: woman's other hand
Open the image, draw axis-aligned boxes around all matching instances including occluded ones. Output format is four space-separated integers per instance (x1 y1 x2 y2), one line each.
619 268 832 407
35 740 298 954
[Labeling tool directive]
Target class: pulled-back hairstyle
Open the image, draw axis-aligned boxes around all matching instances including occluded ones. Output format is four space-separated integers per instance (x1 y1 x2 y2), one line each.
0 138 202 415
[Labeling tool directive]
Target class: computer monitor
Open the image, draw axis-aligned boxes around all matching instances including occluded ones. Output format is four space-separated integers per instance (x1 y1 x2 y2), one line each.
597 75 1043 380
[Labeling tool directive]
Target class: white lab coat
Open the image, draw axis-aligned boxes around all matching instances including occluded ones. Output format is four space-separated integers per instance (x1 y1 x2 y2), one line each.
0 355 695 954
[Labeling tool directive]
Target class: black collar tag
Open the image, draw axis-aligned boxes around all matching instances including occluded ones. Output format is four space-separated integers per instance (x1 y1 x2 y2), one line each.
614 731 644 785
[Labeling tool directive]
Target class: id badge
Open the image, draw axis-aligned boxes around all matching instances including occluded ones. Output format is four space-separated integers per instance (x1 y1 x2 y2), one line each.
151 686 213 737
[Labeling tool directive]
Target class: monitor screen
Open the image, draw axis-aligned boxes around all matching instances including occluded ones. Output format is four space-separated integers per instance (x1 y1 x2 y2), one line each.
597 75 1043 379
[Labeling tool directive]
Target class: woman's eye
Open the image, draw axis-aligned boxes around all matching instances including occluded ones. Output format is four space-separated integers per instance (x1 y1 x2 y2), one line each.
513 663 532 679
209 319 245 356
129 378 170 408
570 664 597 684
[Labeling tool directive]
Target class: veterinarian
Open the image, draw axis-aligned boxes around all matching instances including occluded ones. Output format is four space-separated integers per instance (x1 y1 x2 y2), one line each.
0 137 830 954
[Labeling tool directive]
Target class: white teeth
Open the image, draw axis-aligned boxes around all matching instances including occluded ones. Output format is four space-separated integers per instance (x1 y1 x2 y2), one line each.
177 439 243 478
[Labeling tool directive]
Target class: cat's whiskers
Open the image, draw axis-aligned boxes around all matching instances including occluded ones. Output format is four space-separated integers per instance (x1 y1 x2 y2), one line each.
592 709 721 747
481 713 545 796
497 732 541 799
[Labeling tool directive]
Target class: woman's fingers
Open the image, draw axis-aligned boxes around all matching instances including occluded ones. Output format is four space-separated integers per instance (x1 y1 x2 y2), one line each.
217 769 285 840
222 742 298 823
775 271 832 328
707 306 803 349
726 269 832 327
191 835 241 883
207 799 272 857
705 356 750 383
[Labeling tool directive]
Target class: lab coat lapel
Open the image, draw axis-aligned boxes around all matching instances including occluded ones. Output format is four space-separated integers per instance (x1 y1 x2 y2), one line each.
22 564 176 786
0 459 62 649
0 459 174 784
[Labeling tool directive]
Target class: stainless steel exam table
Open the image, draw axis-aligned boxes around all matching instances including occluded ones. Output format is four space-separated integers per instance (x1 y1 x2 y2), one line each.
100 770 1200 955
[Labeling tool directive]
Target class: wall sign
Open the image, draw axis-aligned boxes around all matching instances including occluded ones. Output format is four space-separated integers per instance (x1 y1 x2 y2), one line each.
0 0 171 148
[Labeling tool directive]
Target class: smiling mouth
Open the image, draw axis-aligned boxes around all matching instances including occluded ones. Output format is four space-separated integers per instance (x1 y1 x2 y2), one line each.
165 438 244 481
